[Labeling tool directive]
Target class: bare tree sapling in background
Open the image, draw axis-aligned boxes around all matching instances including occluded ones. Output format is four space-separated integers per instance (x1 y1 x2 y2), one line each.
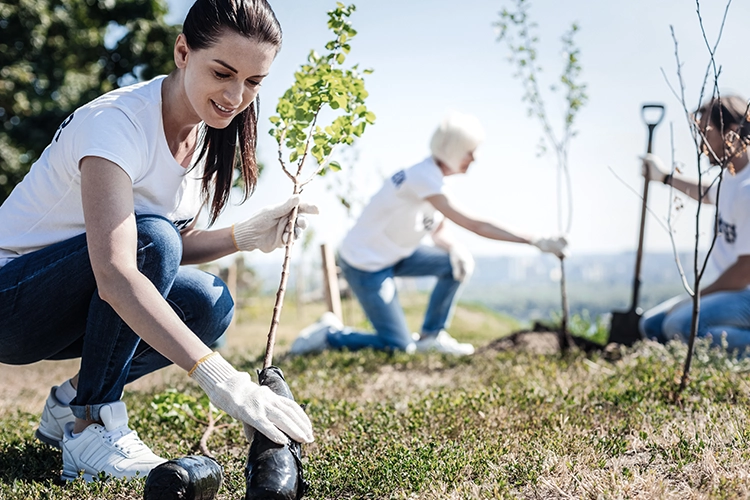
660 0 749 395
495 0 588 351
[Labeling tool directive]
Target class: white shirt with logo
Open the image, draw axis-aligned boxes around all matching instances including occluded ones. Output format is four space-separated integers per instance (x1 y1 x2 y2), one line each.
709 163 750 279
0 76 203 269
339 157 446 271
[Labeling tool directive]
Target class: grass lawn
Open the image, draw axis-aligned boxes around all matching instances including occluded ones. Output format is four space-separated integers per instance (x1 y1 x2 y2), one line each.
1 294 750 499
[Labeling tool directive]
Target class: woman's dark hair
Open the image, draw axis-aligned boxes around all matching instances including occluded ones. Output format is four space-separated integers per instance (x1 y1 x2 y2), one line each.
182 0 282 224
696 94 750 142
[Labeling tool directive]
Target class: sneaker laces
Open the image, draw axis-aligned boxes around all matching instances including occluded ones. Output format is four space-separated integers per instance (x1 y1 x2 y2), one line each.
105 427 148 455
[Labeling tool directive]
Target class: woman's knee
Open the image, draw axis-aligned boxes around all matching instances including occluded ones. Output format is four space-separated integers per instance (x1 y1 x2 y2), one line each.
201 280 234 343
639 313 664 341
662 312 691 341
171 269 234 344
135 215 183 281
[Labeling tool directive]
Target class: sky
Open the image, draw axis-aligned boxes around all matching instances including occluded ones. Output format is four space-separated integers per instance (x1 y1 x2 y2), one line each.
165 0 750 264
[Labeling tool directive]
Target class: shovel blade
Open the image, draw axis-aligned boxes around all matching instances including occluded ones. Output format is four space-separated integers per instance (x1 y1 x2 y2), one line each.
608 310 643 346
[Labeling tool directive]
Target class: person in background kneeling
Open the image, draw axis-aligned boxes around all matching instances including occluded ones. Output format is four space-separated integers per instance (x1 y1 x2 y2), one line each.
640 95 750 356
290 112 567 357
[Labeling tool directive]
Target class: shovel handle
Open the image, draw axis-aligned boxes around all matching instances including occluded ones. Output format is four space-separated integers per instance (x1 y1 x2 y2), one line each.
631 102 666 312
641 104 665 153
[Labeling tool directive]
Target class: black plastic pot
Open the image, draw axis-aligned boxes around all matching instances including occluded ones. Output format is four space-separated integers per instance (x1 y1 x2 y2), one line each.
245 366 308 500
143 455 223 500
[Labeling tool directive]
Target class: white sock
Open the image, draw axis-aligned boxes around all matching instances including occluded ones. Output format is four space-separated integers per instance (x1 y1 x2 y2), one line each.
55 379 77 406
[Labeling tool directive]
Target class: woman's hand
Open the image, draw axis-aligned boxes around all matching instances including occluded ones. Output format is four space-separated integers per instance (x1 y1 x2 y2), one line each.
449 244 475 282
641 153 670 183
531 235 569 258
232 196 319 253
190 352 314 445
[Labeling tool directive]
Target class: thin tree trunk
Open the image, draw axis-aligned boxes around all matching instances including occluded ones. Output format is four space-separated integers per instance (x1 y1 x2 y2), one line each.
263 200 300 369
558 257 574 351
679 270 702 394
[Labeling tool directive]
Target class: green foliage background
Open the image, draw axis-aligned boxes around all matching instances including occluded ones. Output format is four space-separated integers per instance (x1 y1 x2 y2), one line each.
0 0 180 202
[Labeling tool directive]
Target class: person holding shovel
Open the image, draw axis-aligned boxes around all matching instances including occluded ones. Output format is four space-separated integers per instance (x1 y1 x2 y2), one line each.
290 111 568 356
640 95 750 354
0 0 316 483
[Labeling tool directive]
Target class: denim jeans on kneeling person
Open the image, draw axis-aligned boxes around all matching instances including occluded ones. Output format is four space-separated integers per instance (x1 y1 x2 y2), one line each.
0 214 233 422
326 245 463 352
639 289 750 355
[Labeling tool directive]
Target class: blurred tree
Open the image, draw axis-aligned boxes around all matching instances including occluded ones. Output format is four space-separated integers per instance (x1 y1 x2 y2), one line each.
0 0 180 202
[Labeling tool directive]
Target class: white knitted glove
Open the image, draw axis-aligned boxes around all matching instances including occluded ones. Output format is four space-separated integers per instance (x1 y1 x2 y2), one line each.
449 244 474 282
641 153 670 182
531 235 568 258
189 353 314 445
232 196 319 253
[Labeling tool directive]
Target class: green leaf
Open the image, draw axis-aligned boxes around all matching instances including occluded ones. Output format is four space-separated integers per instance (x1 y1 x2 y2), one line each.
329 160 342 171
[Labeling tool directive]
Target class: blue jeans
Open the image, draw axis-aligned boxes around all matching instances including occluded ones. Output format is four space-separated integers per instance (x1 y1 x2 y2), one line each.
640 289 750 354
0 214 233 421
327 245 463 352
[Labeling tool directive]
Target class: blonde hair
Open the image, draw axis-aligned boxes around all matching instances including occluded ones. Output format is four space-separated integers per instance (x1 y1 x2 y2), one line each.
429 112 485 172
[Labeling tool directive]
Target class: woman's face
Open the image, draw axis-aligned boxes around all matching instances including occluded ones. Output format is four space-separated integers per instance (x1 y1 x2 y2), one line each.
175 29 277 128
698 111 739 166
455 150 475 174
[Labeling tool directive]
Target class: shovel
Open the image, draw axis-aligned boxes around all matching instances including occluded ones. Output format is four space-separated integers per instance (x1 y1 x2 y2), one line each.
608 103 665 346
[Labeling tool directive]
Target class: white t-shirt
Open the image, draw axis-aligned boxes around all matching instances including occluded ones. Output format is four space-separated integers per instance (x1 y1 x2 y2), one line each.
709 163 750 278
339 157 446 271
0 76 203 269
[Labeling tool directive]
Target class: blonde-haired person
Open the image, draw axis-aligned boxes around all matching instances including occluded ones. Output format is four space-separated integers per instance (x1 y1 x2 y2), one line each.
290 112 567 356
640 95 750 354
0 0 316 483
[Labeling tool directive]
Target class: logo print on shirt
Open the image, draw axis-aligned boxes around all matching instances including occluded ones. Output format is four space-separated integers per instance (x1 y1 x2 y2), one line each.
173 218 194 231
718 216 736 243
54 113 75 142
422 215 435 231
391 170 406 187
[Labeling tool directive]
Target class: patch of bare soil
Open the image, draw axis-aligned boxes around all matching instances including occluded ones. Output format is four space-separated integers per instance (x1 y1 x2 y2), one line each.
480 322 606 356
483 330 563 355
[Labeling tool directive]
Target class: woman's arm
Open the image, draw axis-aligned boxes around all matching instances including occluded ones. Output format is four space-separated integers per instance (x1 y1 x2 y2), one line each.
701 255 750 295
179 197 319 265
642 154 715 203
667 255 750 314
80 156 212 371
426 193 533 244
665 175 712 203
180 226 237 265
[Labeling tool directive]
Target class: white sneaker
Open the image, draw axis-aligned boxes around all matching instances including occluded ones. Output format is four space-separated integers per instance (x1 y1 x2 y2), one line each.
61 401 165 482
290 312 344 355
36 386 76 449
415 330 475 356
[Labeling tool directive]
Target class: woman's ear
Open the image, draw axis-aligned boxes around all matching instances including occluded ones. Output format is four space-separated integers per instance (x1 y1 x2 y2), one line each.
174 33 189 70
